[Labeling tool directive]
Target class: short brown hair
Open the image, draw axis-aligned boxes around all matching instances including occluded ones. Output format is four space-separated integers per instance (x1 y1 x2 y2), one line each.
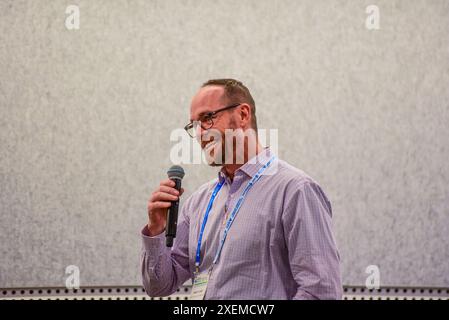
202 78 257 131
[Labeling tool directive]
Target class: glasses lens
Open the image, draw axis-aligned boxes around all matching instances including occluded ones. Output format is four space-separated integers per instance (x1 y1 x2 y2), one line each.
189 126 196 138
185 119 213 138
184 123 194 138
193 121 203 138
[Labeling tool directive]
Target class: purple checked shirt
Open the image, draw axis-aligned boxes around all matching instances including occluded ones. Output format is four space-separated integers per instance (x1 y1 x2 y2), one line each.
140 148 342 299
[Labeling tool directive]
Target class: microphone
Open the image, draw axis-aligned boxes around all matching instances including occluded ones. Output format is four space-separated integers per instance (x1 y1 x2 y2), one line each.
165 165 185 247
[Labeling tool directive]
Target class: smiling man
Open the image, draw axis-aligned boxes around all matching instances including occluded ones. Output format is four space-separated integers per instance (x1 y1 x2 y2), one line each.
140 79 342 299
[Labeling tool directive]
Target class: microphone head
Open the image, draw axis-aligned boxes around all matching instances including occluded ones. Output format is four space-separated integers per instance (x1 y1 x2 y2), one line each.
167 165 185 179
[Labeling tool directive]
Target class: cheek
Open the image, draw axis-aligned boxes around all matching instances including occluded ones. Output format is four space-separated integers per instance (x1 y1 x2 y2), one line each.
217 116 235 133
228 115 238 129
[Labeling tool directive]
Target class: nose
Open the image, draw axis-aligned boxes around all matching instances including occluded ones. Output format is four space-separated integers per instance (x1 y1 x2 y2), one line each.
195 122 203 137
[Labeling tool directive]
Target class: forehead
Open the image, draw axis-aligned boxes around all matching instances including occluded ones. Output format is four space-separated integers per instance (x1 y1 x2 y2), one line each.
190 86 225 119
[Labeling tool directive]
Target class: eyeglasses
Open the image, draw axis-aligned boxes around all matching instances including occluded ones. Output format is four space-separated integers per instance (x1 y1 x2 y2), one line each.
184 103 241 138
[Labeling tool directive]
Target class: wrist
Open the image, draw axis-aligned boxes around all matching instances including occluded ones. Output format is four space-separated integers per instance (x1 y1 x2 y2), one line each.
147 223 164 237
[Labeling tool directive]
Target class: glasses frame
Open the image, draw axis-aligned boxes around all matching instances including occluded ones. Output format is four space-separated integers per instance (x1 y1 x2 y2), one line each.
184 103 241 138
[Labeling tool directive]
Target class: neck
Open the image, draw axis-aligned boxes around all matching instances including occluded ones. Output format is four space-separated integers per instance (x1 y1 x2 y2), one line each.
222 143 263 181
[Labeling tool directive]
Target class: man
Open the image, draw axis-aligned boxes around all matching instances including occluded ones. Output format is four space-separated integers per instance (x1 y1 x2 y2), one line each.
140 79 342 299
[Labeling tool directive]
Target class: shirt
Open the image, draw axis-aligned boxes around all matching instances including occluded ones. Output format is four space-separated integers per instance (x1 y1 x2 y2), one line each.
140 147 342 299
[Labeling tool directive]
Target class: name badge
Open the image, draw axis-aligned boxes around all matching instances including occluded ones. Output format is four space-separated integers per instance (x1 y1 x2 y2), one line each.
190 271 210 300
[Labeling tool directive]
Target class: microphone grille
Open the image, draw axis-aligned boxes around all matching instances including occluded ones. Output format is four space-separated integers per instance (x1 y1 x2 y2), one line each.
167 165 185 179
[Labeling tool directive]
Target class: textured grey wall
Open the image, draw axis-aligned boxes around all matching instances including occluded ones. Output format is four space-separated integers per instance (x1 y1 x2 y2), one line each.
1 0 448 288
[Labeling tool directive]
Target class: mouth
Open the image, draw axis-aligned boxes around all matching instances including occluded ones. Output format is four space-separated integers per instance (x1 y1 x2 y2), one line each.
203 141 218 152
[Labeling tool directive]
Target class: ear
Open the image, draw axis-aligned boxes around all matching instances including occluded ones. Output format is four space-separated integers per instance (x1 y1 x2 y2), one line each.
238 103 251 127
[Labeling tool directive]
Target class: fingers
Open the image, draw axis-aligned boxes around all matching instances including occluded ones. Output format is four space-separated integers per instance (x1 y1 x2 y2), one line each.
148 201 171 212
148 181 185 209
160 179 176 187
158 185 180 196
148 180 185 208
157 180 185 196
151 191 178 202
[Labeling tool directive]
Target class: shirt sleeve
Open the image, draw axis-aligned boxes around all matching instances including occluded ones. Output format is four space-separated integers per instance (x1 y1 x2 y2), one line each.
140 200 191 297
282 181 343 300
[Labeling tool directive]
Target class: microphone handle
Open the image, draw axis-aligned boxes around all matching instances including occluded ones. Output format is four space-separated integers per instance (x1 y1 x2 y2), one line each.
166 178 181 247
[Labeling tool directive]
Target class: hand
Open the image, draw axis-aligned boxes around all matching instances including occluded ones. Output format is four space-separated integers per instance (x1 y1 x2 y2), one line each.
147 179 184 236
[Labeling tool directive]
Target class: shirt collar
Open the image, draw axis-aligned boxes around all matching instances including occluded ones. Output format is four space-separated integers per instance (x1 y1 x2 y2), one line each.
218 147 273 182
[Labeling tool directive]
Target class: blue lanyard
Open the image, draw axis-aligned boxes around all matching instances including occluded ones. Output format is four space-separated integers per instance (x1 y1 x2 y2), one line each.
194 155 276 272
195 179 225 271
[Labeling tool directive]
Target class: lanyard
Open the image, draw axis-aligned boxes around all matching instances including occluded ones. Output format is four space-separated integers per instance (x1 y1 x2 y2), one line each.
194 155 276 272
195 179 224 271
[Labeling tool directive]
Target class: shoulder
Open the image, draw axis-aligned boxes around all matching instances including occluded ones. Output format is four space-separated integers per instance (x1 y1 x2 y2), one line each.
269 158 319 192
270 158 332 213
273 158 315 185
